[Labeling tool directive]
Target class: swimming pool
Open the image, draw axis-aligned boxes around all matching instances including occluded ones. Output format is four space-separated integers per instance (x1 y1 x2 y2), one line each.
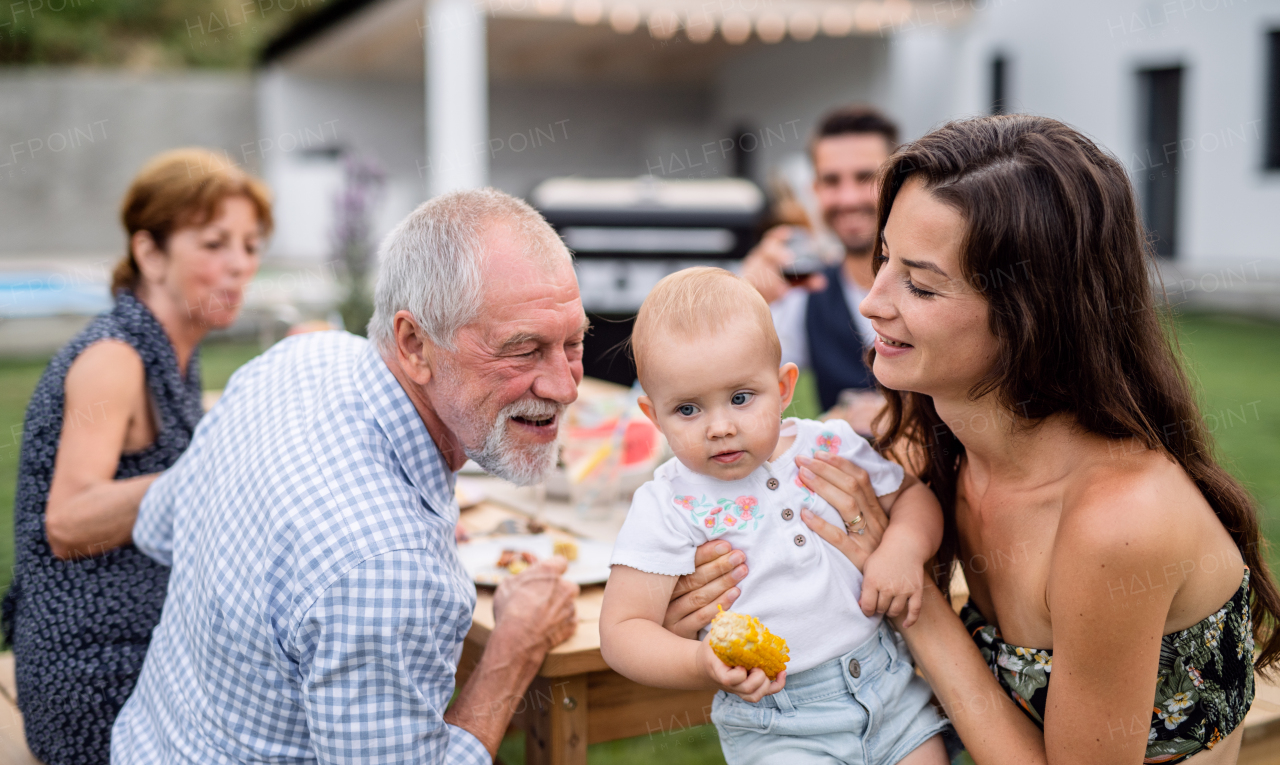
0 272 112 319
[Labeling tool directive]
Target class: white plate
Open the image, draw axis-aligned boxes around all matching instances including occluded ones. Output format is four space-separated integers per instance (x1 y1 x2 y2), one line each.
457 534 613 586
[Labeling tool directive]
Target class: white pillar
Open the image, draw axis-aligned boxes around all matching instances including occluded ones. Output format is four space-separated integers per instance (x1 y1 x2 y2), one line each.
425 0 488 197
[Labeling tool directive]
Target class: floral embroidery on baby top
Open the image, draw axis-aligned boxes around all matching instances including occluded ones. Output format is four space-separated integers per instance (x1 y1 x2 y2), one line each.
814 431 841 454
793 474 814 504
675 494 761 536
791 431 843 506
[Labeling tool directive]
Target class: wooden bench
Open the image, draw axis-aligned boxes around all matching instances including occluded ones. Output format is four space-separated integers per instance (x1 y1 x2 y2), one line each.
0 654 42 765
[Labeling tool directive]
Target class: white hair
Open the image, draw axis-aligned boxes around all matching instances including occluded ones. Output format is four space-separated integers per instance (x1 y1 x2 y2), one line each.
368 187 568 352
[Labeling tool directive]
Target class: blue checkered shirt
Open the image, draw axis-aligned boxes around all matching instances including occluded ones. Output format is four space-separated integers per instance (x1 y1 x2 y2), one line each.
112 332 489 764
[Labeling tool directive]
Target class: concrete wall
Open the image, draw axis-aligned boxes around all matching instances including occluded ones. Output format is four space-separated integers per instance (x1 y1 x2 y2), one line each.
0 70 257 260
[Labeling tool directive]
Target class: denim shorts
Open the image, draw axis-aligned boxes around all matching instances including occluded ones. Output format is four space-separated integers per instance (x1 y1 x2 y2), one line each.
711 623 950 765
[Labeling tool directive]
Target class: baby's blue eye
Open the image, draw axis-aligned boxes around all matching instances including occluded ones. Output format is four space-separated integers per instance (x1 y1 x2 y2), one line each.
677 404 697 416
732 392 753 406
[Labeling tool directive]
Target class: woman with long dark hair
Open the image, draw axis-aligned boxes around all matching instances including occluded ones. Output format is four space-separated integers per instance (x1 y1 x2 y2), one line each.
3 148 270 764
796 114 1278 763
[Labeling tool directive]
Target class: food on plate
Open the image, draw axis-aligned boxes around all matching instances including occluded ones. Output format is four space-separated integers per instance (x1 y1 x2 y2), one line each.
553 539 579 562
707 607 790 681
496 549 538 574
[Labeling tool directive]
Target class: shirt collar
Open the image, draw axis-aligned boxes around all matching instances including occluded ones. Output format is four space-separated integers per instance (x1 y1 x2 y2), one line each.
353 344 459 524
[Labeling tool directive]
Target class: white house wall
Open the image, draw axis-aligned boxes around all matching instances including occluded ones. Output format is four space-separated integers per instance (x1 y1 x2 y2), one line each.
891 0 1280 273
714 35 893 186
258 68 427 261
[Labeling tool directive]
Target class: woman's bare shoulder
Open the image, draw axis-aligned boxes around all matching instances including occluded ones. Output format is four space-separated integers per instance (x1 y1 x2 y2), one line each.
1056 443 1201 565
64 339 146 405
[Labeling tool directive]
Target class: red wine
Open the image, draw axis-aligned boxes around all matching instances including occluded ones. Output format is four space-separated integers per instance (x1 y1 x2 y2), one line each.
781 257 824 286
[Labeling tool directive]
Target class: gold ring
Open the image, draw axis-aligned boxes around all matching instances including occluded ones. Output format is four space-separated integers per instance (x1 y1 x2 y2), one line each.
844 514 864 535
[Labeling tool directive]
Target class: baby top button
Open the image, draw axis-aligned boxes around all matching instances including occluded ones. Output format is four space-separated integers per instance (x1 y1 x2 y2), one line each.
767 478 780 490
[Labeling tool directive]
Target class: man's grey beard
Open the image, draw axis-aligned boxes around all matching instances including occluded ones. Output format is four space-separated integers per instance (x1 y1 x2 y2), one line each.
465 398 564 486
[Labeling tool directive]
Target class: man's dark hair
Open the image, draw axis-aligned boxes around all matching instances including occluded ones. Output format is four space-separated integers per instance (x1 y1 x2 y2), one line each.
811 106 899 152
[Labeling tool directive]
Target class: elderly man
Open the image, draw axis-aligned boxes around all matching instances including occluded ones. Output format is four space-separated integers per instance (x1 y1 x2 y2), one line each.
111 189 740 763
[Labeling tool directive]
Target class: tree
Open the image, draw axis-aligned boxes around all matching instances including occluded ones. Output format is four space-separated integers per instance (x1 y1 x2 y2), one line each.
0 0 322 68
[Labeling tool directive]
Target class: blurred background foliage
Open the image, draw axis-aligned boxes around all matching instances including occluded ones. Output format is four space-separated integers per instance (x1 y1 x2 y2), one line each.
0 0 323 68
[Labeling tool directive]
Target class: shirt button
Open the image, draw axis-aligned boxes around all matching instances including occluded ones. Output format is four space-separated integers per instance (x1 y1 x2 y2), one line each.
849 659 861 679
781 508 793 521
766 478 780 490
794 534 806 546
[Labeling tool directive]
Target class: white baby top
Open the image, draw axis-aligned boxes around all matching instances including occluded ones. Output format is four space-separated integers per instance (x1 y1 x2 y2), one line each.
610 417 904 674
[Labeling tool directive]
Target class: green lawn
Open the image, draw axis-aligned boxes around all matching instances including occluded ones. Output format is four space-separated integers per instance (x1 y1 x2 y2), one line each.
497 724 727 764
0 355 49 594
0 315 1276 763
1174 314 1280 571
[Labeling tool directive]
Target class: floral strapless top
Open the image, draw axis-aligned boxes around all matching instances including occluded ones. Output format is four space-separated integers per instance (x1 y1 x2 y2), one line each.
960 567 1255 764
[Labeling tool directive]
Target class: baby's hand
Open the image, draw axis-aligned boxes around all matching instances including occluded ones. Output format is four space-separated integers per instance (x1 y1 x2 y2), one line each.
860 550 928 628
696 641 786 702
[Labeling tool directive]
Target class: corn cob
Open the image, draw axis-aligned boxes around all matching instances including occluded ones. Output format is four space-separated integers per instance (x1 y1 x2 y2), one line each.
707 607 789 680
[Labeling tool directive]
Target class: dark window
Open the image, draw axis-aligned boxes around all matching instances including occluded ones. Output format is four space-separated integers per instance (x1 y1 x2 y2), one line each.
991 55 1008 115
1139 67 1183 259
1266 31 1280 169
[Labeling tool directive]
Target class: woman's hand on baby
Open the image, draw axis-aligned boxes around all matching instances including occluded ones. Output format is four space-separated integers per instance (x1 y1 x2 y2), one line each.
796 451 888 571
859 551 927 628
664 541 748 640
697 641 786 703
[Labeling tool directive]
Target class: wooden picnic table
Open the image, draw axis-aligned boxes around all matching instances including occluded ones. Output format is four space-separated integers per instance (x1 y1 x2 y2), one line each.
453 492 717 765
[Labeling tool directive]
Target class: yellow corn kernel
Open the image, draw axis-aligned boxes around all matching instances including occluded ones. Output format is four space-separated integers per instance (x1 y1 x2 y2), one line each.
707 607 789 680
553 539 579 562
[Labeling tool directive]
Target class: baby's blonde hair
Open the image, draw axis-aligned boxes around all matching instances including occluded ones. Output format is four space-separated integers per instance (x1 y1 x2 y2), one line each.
631 267 781 386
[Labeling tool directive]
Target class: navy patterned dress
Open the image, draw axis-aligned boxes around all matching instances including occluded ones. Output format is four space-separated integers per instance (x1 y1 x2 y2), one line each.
1 292 203 765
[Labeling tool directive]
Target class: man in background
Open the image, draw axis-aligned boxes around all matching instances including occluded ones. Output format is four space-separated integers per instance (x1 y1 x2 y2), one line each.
741 107 898 434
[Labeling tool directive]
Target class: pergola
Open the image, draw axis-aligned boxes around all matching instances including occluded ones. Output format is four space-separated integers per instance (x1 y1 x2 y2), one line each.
262 0 962 195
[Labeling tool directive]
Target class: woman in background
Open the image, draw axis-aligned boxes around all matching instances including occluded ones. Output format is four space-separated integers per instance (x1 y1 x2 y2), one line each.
2 148 271 764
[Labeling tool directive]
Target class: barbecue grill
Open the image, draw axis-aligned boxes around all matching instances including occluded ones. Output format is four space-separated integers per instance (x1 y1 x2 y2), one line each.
532 176 766 386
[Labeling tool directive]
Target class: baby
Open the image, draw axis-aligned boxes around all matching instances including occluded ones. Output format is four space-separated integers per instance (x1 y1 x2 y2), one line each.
599 267 950 765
